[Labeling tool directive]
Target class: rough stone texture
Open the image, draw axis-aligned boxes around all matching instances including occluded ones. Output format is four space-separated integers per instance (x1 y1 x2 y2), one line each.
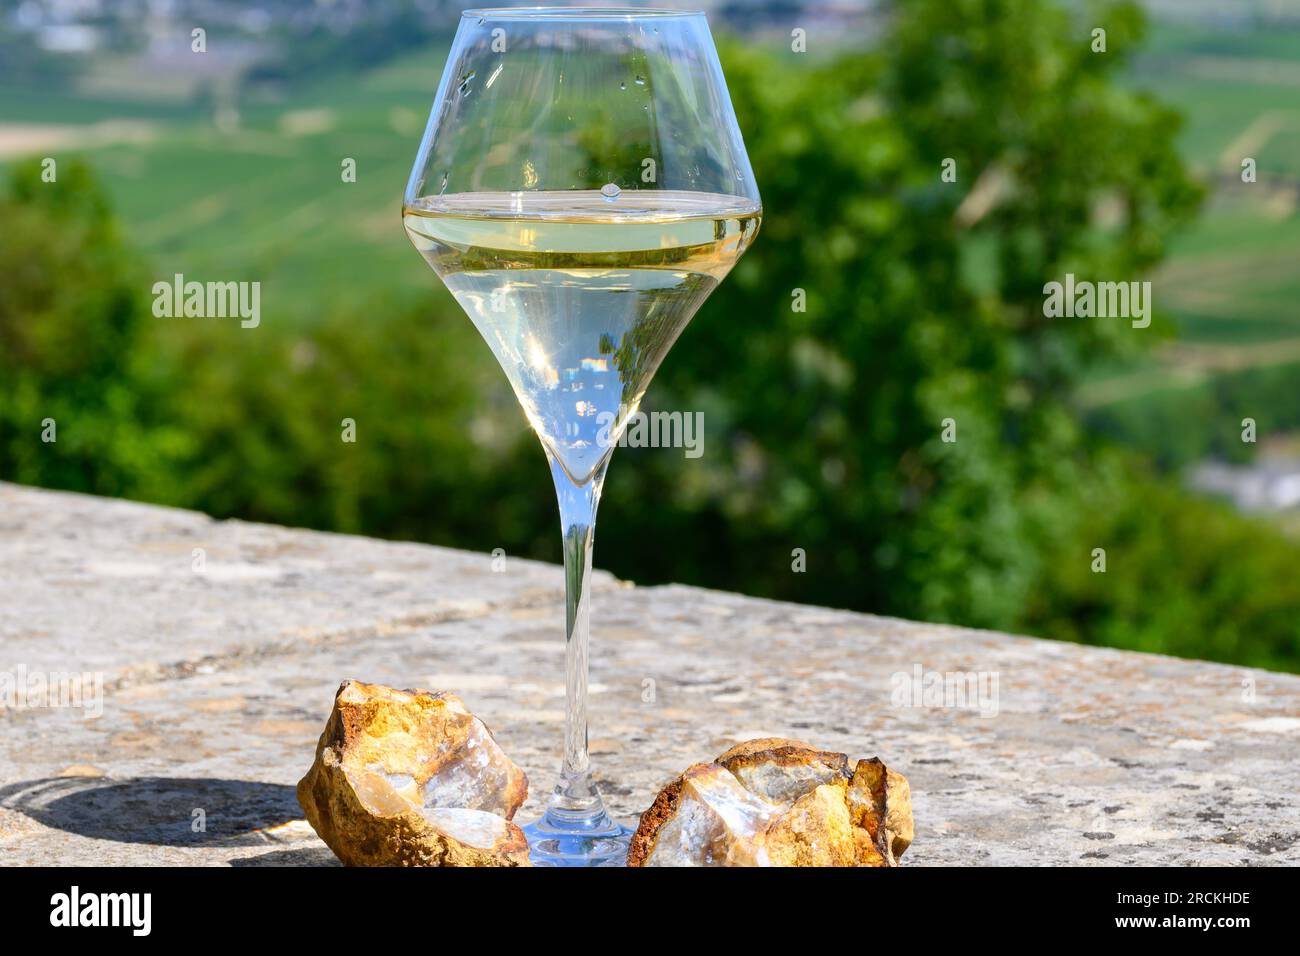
296 681 529 866
627 740 910 867
2 481 1299 866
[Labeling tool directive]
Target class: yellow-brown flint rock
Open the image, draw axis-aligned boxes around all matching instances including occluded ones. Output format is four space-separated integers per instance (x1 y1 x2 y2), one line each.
297 680 530 866
627 738 912 867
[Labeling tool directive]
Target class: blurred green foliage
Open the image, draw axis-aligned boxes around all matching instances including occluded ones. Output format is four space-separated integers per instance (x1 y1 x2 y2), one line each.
1088 361 1300 469
1026 459 1300 667
1 0 1297 672
0 161 161 495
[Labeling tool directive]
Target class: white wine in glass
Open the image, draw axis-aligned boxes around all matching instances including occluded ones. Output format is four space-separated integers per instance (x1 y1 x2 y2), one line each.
403 8 761 866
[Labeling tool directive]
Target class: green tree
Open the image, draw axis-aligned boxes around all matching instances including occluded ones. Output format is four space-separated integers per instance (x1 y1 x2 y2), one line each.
0 159 164 495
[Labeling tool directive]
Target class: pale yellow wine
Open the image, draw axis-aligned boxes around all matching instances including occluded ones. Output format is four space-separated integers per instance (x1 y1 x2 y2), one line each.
403 189 761 482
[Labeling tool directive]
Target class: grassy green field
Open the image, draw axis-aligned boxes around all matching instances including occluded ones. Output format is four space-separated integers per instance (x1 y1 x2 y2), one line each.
1 48 454 324
1093 25 1300 417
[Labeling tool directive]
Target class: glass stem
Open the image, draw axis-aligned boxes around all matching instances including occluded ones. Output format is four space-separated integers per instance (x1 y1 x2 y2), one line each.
546 451 611 823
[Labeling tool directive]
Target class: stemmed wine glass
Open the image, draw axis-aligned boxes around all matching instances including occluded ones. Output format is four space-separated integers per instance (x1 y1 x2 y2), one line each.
403 6 760 866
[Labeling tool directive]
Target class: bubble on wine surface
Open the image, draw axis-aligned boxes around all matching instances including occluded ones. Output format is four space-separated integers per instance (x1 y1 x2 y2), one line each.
600 183 621 201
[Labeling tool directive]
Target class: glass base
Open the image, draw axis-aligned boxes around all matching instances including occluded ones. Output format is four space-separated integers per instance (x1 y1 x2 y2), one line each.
521 808 633 867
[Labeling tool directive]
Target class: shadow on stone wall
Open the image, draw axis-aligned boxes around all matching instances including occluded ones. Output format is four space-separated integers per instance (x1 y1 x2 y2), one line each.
0 775 301 848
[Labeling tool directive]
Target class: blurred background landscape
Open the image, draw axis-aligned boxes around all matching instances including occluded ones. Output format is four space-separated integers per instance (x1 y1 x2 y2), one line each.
2 0 1299 671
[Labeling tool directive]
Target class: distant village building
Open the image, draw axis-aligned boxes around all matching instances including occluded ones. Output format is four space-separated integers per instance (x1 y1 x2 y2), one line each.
1190 458 1300 513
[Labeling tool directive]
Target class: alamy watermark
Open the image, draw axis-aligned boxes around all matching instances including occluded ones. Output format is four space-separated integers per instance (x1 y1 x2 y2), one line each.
890 664 999 718
596 406 704 458
152 273 260 328
1043 273 1151 328
0 665 103 718
50 886 150 936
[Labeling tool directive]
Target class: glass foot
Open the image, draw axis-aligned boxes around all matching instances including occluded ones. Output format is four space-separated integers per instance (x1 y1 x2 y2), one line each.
522 808 634 867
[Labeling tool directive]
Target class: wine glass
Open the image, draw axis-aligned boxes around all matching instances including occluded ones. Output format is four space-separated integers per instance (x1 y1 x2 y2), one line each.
403 5 761 866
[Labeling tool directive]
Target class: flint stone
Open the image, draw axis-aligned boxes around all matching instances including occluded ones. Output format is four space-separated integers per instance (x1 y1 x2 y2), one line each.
627 737 912 867
297 680 530 866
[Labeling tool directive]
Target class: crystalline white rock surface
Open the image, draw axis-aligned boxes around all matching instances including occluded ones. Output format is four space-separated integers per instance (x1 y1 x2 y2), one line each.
645 765 778 867
420 719 517 815
376 771 419 804
419 807 511 850
728 759 843 805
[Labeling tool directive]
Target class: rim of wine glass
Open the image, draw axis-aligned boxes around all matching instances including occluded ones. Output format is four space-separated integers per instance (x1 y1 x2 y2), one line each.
461 6 706 20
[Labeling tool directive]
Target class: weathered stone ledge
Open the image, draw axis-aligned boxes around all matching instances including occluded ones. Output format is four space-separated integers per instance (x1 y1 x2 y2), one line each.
1 482 1297 865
